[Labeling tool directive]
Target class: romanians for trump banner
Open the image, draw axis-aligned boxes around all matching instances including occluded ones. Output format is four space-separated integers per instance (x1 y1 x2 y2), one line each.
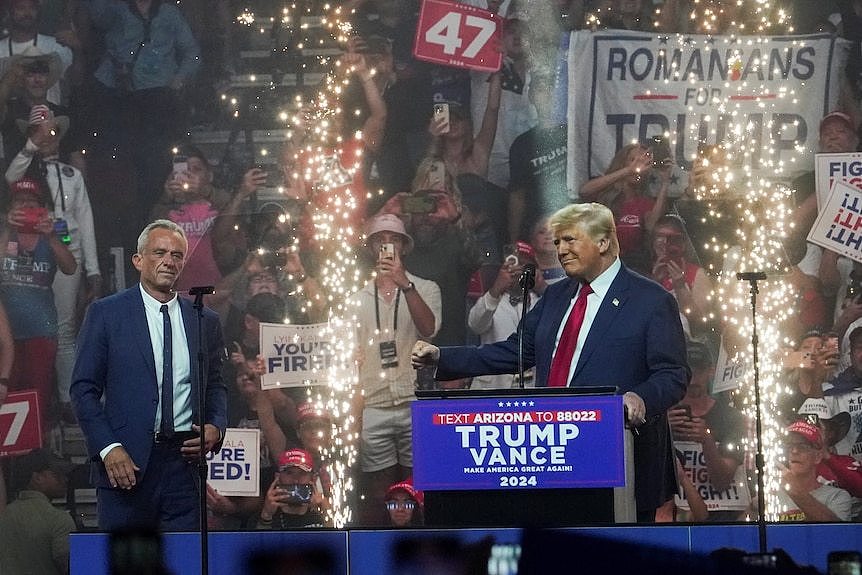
567 31 850 195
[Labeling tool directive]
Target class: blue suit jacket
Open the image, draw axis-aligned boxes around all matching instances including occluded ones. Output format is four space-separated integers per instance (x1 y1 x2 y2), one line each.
437 264 690 511
70 285 228 489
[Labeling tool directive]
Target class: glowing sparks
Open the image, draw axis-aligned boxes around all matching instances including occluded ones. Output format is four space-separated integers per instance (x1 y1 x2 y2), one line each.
676 4 800 520
224 0 366 526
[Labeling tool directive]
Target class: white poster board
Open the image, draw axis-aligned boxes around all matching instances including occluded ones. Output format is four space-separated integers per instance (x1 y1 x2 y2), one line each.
807 179 862 265
206 428 260 497
260 322 337 389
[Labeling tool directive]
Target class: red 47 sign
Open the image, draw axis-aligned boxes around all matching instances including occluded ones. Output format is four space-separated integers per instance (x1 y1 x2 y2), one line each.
414 0 501 72
0 390 42 457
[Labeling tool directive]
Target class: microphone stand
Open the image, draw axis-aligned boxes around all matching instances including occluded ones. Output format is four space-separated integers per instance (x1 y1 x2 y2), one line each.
517 266 536 389
189 285 215 575
737 271 768 554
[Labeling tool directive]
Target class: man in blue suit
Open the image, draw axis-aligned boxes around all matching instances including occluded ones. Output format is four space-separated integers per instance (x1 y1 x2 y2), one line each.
71 219 227 530
412 203 689 520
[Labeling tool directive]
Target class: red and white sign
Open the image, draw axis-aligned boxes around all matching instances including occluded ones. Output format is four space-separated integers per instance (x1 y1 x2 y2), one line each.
0 390 42 457
413 0 501 72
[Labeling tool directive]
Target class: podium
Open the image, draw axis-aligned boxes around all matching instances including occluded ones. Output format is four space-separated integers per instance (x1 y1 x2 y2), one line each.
412 387 636 527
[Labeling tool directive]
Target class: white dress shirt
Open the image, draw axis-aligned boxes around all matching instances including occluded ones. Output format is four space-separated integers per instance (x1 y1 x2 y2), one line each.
552 258 622 384
139 286 192 432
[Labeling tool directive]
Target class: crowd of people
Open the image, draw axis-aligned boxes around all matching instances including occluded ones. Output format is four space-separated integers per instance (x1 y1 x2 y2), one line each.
0 3 861 571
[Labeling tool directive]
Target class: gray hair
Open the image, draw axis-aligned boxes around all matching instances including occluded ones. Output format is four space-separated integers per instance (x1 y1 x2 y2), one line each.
548 203 619 257
136 219 187 255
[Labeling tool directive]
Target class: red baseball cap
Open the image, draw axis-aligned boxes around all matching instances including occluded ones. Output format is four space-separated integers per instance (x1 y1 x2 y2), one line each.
820 111 855 133
10 178 41 198
277 448 314 472
385 479 424 506
297 402 330 423
787 420 823 449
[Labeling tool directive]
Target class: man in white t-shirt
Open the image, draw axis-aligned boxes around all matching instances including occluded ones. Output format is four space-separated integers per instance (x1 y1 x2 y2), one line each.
776 420 854 521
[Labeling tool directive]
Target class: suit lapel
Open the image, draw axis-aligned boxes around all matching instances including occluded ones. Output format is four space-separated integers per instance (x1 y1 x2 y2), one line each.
535 278 580 385
547 278 579 330
573 267 630 380
129 287 158 381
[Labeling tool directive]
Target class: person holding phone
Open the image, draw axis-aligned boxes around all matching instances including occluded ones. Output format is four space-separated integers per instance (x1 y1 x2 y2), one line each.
648 214 713 334
257 449 326 528
341 33 425 212
151 145 267 292
467 241 546 389
780 330 836 422
0 177 76 432
348 213 441 525
579 143 672 274
426 72 501 180
666 339 748 521
6 104 101 426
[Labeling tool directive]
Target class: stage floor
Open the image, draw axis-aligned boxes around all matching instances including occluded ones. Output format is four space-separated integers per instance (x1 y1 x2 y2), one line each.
71 523 862 574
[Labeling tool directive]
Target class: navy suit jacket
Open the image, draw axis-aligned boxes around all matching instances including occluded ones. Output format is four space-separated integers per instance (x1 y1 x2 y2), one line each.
70 285 228 489
437 263 690 511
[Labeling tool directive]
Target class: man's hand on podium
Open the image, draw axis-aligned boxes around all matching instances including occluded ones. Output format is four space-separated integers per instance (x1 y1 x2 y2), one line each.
623 391 646 429
411 341 440 369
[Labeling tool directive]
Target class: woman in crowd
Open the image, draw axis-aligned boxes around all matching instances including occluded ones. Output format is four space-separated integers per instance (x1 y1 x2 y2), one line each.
384 479 424 527
0 178 75 431
579 142 671 273
648 213 713 334
426 73 502 180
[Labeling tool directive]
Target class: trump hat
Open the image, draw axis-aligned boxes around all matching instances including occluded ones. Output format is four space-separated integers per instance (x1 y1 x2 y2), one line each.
277 448 314 472
787 420 823 449
297 402 330 423
9 177 42 198
385 479 424 506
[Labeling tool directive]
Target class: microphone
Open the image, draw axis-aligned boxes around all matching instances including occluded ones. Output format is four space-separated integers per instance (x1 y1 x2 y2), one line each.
187 286 216 296
736 272 767 281
519 264 537 290
516 264 536 390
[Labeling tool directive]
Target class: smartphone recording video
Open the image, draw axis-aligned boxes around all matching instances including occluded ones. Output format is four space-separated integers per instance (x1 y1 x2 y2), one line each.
379 242 395 260
172 154 188 181
649 135 671 167
434 103 450 134
401 193 437 214
680 404 692 421
16 206 48 233
255 163 282 189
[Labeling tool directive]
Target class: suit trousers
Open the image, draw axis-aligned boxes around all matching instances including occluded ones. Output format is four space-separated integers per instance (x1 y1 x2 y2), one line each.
97 441 200 531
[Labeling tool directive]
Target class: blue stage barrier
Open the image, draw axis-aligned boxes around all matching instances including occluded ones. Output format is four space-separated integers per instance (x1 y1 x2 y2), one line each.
71 524 862 574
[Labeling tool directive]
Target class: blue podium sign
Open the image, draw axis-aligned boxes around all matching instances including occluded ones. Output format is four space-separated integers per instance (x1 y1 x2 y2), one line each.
412 394 626 491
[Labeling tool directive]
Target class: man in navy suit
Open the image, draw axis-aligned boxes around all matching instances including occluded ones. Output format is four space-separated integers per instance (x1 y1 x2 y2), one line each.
71 219 227 530
412 203 689 520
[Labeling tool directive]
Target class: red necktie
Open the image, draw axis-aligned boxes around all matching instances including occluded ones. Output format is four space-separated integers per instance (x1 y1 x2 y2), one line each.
547 282 593 387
